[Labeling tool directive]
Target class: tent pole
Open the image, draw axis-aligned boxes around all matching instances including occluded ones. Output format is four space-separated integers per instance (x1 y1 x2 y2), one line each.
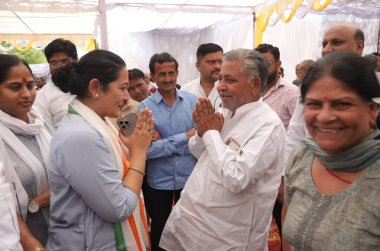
253 12 256 48
99 0 109 50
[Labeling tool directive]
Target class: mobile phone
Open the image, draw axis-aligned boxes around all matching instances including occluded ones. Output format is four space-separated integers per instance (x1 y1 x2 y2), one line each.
117 113 138 136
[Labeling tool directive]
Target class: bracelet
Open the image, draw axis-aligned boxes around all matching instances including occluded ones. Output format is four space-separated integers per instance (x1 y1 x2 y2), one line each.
128 167 145 176
33 247 46 251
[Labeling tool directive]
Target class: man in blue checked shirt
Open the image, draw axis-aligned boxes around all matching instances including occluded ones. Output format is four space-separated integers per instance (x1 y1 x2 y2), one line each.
137 52 198 251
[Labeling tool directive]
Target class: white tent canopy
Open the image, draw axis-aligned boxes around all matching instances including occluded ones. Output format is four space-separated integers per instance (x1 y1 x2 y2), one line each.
1 0 380 83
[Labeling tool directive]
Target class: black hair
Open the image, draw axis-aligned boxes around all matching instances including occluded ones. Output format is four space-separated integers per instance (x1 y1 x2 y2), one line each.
254 43 280 61
44 38 78 61
196 43 223 61
52 50 126 98
363 54 378 69
354 28 365 42
0 54 33 84
128 68 145 80
149 52 178 74
301 51 380 103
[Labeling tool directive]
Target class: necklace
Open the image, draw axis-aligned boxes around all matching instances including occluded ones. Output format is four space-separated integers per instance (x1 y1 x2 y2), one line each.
325 168 352 184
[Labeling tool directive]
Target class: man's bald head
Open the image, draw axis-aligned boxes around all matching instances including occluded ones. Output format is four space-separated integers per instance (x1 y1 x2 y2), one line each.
322 24 364 57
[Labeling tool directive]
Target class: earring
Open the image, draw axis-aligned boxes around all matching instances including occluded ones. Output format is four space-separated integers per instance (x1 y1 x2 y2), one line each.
370 120 377 130
95 94 99 98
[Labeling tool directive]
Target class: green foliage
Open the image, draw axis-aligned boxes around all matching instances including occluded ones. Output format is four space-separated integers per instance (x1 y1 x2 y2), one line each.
1 40 11 47
7 47 47 64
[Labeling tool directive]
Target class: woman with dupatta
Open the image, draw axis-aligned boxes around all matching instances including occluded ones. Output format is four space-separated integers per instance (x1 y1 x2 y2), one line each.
282 52 380 250
46 50 152 251
0 54 51 250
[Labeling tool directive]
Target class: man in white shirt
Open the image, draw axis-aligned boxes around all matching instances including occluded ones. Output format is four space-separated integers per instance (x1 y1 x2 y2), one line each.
181 43 223 108
286 24 365 160
160 49 286 251
33 38 78 129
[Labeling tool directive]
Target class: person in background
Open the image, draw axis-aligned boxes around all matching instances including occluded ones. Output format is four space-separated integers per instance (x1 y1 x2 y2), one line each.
33 38 78 129
372 52 380 72
286 24 365 160
0 54 51 249
181 43 223 108
144 72 157 93
282 51 380 250
292 64 302 86
138 52 198 251
279 67 285 78
128 68 151 102
47 50 152 250
34 75 46 90
294 59 315 86
255 44 299 130
160 49 286 251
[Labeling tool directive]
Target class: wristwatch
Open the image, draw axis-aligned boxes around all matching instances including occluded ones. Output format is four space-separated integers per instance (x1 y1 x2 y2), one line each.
27 198 40 213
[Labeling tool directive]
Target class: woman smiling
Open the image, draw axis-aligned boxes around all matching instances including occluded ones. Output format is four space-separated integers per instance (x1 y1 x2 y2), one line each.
46 50 153 251
282 52 380 250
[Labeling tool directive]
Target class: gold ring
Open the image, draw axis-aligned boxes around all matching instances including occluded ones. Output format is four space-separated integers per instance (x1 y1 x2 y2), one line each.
135 126 142 129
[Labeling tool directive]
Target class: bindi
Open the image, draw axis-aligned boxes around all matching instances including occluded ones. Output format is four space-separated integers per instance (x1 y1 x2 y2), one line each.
22 78 28 84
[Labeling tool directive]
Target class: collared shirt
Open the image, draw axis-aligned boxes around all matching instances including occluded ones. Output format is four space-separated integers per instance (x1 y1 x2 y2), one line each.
47 115 138 250
263 77 299 130
33 77 74 129
160 99 286 251
181 78 221 108
137 89 198 190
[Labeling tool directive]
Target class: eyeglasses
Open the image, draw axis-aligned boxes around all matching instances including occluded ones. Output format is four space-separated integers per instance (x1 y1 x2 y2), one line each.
48 58 73 66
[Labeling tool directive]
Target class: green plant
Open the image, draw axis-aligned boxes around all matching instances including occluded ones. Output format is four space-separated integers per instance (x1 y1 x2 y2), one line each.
8 47 47 64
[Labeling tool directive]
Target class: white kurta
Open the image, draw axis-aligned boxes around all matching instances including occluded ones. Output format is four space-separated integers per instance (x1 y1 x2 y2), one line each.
181 78 221 108
285 95 309 161
160 99 286 251
33 77 74 129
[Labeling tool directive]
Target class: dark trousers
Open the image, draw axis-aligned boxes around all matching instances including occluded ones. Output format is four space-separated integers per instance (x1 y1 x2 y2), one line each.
143 184 182 251
273 199 282 236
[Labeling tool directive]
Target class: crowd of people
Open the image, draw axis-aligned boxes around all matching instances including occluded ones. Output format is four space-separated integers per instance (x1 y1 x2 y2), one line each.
0 22 379 251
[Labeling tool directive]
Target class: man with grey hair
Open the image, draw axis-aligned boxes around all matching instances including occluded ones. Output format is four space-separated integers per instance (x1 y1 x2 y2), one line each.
160 49 286 251
296 59 315 83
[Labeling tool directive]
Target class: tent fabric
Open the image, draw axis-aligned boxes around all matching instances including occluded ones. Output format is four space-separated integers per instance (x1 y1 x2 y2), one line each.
108 11 253 84
316 0 380 19
0 10 98 34
0 0 99 34
1 1 379 35
263 13 380 83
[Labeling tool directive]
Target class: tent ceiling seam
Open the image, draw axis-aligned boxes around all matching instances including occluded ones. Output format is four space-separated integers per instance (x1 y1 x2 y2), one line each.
12 11 35 34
